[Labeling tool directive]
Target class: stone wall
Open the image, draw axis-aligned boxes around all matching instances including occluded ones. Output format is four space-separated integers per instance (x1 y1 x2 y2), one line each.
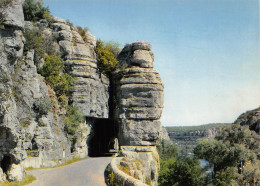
109 157 148 186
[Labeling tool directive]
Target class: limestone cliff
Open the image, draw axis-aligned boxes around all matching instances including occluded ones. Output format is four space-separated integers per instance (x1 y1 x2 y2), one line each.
168 128 218 154
0 1 164 184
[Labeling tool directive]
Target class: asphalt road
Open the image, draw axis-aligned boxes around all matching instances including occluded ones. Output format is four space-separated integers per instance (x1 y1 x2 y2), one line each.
27 157 112 186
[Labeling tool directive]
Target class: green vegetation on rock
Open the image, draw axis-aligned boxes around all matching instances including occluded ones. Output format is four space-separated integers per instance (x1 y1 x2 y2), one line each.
39 55 75 106
76 26 89 43
95 40 120 77
64 106 84 144
23 28 55 64
23 0 52 23
33 97 52 115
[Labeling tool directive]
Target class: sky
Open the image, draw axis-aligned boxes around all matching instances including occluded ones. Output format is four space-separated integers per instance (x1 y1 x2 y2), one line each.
44 0 260 126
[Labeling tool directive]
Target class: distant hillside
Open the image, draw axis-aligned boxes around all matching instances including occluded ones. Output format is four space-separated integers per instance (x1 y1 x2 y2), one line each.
234 107 260 134
165 123 231 154
165 123 230 132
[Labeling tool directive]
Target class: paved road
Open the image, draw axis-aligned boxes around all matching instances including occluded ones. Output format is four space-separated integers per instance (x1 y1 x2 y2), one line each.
28 157 112 186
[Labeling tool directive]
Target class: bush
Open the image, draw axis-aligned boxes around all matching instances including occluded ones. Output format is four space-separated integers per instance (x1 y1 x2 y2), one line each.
95 40 120 77
23 0 52 23
39 54 75 105
77 26 89 43
23 28 55 64
33 97 52 115
64 106 84 144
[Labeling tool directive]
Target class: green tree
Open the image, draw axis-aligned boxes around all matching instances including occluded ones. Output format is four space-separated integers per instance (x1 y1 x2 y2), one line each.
194 125 259 185
158 158 176 186
23 0 52 23
159 157 203 186
214 167 238 186
39 55 75 105
95 40 120 77
158 142 204 186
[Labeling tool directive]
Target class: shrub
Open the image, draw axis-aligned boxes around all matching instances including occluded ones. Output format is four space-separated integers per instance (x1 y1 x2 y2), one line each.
33 97 52 115
23 0 52 23
77 26 89 43
103 41 121 56
24 28 56 64
95 40 120 77
39 54 75 105
24 29 45 59
64 106 84 144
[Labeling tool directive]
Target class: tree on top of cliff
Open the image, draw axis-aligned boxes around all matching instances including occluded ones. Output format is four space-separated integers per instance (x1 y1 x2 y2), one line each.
23 0 52 23
95 40 120 77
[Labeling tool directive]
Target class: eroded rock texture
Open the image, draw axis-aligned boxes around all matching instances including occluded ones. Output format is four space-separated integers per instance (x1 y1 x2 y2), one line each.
116 41 164 146
0 1 164 184
51 17 109 118
0 0 27 181
114 41 164 185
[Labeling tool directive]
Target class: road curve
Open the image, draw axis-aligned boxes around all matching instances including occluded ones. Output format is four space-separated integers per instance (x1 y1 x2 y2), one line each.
28 157 112 186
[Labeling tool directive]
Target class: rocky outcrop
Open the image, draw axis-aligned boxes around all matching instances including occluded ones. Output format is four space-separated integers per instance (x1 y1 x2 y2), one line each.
112 41 163 185
116 41 164 146
0 1 164 184
51 17 109 118
234 107 260 134
0 0 25 29
0 0 27 181
168 128 218 154
160 126 171 142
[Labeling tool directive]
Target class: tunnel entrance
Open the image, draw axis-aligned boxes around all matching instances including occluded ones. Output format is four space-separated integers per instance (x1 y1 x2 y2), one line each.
87 118 117 157
1 155 12 174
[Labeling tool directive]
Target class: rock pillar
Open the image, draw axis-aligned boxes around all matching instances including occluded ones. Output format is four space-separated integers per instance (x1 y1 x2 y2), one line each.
115 41 164 185
116 41 164 146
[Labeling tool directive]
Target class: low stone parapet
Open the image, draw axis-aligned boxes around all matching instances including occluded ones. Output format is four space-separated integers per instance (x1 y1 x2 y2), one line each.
108 157 148 186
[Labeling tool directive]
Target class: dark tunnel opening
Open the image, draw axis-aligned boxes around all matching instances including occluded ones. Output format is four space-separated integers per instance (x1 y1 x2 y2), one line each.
1 155 12 174
87 118 117 157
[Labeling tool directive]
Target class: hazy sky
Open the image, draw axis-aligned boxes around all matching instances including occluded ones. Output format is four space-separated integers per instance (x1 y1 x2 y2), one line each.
44 0 260 126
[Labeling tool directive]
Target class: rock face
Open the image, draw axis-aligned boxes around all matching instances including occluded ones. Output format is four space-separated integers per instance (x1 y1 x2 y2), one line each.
113 41 164 185
234 107 260 134
0 0 27 181
160 126 171 142
116 41 164 146
0 1 164 184
168 128 218 154
51 17 110 118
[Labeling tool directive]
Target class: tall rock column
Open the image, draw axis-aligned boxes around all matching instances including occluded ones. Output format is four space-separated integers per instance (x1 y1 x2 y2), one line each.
116 41 164 146
115 41 164 185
